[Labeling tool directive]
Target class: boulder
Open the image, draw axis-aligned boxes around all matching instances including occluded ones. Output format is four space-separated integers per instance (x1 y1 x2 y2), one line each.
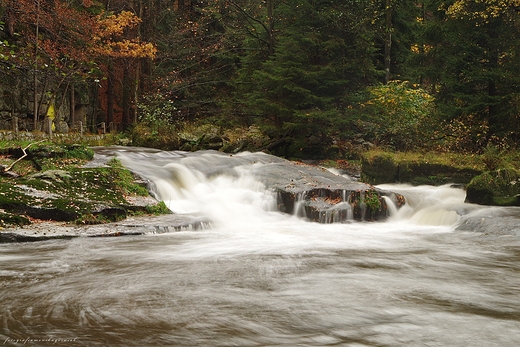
465 169 520 206
56 121 69 133
251 161 403 222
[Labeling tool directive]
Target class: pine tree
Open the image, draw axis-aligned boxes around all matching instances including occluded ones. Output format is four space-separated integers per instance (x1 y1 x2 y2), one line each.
233 0 379 157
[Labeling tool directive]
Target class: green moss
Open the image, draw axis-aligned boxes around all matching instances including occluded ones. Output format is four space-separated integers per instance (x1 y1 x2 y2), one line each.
0 140 170 225
364 190 382 212
361 149 486 185
101 158 148 196
145 201 171 215
466 169 520 206
0 158 153 224
0 183 37 208
31 144 94 171
360 154 398 184
362 149 486 171
0 142 95 175
63 145 94 160
76 213 114 225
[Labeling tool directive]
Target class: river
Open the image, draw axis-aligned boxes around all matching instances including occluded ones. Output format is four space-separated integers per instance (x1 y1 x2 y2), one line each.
1 149 519 346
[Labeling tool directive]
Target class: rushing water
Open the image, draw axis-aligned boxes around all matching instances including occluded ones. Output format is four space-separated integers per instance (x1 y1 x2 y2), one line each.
1 149 520 346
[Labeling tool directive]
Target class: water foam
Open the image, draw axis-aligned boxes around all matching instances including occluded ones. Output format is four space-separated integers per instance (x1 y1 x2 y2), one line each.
115 149 469 229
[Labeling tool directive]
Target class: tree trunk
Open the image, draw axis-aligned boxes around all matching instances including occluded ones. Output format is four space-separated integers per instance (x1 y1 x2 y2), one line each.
134 0 144 124
92 80 99 133
107 62 115 130
487 47 500 140
33 0 40 130
122 64 131 130
134 60 141 124
267 0 275 55
69 83 75 127
384 0 392 84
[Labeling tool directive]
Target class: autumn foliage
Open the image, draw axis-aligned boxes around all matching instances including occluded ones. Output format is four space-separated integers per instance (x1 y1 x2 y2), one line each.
0 0 156 128
94 10 156 59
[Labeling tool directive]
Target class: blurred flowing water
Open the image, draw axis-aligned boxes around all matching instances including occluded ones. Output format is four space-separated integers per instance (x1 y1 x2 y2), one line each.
1 149 519 346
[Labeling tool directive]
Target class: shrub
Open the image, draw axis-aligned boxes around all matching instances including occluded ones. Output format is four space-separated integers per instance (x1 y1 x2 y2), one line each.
357 81 436 151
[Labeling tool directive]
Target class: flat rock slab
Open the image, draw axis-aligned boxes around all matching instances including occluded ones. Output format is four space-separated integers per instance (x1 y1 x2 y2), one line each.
0 214 211 243
93 147 367 191
250 160 370 193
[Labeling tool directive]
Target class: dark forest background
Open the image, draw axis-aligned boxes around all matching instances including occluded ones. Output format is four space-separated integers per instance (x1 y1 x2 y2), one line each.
1 0 519 159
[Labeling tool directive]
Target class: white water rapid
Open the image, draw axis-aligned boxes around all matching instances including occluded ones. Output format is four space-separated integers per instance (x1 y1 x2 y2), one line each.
1 148 519 346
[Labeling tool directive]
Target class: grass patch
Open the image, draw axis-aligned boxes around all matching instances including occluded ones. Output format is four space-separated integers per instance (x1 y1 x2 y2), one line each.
145 201 171 215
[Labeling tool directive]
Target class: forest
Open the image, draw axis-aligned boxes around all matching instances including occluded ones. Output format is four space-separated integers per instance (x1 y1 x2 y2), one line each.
0 0 519 159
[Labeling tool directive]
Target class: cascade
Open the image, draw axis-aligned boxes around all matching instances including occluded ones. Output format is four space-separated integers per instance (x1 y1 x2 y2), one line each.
378 184 469 226
95 147 471 227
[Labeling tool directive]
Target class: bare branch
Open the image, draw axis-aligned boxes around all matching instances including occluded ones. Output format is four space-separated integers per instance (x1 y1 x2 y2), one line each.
2 140 46 173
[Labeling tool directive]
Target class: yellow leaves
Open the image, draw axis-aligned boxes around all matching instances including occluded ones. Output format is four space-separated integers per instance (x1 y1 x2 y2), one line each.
445 0 520 22
94 40 157 59
96 11 141 40
93 11 156 59
410 44 432 54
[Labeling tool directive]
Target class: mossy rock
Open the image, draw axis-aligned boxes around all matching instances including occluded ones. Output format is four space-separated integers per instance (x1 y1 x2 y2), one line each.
361 152 482 185
0 158 159 225
399 162 481 185
10 143 92 160
465 169 520 206
30 170 72 181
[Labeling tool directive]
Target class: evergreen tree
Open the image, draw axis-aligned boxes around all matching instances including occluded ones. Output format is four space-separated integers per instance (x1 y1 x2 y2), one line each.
233 0 379 157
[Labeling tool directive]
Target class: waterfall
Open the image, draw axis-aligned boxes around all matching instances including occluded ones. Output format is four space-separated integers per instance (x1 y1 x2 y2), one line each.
378 184 469 226
100 148 472 228
293 192 308 218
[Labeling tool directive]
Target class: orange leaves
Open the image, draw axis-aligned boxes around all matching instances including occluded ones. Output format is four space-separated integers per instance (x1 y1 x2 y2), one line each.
93 11 157 59
95 40 157 59
4 0 156 64
96 11 141 40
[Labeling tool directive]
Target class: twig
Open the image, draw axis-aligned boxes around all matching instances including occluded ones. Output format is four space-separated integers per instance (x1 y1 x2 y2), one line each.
2 140 46 173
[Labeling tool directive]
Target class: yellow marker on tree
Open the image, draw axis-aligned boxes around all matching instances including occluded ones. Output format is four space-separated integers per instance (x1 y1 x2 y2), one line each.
46 102 56 131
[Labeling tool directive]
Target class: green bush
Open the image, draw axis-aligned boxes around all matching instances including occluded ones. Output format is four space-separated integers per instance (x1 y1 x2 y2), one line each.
357 81 437 151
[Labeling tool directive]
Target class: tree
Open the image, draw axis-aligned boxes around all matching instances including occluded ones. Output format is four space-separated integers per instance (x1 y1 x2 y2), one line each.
233 0 380 156
358 80 436 150
0 0 101 129
439 0 520 145
0 0 155 131
140 0 230 123
93 9 156 129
